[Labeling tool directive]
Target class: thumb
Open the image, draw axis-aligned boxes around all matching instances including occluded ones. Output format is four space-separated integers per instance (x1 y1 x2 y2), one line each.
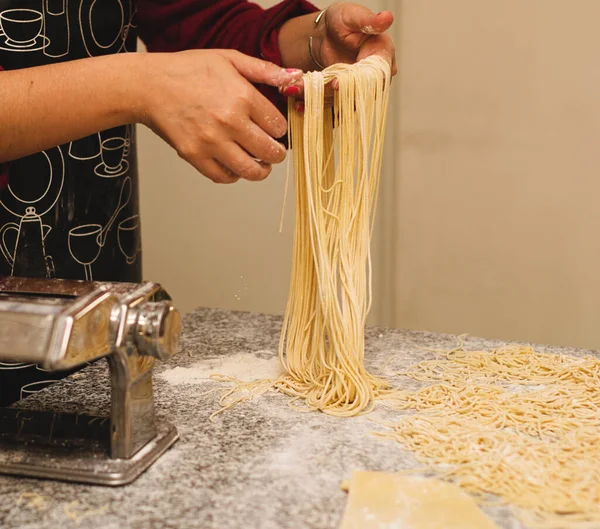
344 6 394 35
226 51 304 87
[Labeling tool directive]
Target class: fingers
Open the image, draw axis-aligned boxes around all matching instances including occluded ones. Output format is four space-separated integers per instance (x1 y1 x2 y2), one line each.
235 120 287 164
225 50 304 87
182 142 274 185
198 159 240 185
279 84 303 98
342 5 394 35
283 81 336 102
216 142 273 182
362 10 394 35
249 88 288 139
356 34 397 75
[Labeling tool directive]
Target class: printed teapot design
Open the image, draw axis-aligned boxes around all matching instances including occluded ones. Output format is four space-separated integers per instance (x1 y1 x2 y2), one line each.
0 206 55 278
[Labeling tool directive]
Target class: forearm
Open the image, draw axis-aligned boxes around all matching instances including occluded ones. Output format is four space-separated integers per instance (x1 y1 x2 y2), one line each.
0 54 144 163
278 11 324 72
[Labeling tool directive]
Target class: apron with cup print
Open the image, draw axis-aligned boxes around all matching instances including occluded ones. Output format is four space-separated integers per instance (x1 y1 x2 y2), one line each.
0 0 141 405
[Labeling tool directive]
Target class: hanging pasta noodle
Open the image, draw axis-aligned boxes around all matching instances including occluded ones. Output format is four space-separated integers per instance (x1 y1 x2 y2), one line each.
274 56 393 416
207 56 393 418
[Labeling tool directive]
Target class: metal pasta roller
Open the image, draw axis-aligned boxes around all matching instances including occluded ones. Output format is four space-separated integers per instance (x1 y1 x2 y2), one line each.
0 277 182 486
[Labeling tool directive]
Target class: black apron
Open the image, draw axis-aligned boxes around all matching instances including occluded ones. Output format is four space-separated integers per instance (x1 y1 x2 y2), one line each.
0 0 141 405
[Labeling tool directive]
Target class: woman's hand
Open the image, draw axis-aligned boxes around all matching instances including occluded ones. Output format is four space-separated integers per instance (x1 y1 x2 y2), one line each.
278 1 396 98
315 2 396 75
141 50 303 184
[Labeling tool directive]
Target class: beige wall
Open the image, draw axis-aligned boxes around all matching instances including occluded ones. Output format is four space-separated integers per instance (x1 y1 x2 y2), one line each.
390 0 600 349
139 1 600 350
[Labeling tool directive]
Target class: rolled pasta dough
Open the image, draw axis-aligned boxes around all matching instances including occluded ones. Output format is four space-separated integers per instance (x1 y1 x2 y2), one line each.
339 471 499 529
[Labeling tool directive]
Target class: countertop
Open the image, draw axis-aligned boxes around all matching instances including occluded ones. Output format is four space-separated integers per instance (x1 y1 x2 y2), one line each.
0 308 594 529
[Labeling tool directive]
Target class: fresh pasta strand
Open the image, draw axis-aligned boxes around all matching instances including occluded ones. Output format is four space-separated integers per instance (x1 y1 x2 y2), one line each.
275 56 393 416
208 56 393 419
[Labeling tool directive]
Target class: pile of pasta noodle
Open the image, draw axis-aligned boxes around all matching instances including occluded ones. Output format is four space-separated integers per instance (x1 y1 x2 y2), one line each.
376 342 600 528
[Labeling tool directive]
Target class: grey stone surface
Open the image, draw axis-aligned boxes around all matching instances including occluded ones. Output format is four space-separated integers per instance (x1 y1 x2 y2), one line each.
0 308 595 529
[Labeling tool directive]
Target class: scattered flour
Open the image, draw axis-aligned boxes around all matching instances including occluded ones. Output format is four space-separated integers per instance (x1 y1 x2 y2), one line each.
266 426 328 474
160 351 284 385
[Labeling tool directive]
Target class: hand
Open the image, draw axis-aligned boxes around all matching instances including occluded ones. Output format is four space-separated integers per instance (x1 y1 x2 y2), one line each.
278 3 396 106
141 50 303 184
315 2 397 75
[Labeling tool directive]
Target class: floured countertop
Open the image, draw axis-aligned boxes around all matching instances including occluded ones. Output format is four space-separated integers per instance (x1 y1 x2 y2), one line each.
0 308 594 529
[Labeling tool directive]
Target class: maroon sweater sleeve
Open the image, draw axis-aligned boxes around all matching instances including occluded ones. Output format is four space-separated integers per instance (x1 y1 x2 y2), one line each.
0 65 8 190
137 0 319 116
0 160 6 191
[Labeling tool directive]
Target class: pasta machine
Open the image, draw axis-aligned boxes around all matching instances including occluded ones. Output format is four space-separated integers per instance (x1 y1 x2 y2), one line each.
0 277 182 486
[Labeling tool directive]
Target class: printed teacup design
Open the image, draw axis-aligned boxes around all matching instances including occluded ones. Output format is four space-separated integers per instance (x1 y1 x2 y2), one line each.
1 9 42 46
94 129 130 178
0 9 49 51
101 138 127 173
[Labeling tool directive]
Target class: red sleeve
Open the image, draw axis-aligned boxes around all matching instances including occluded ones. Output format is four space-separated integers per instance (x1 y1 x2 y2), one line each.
0 65 8 190
0 163 8 191
0 163 7 190
137 0 319 116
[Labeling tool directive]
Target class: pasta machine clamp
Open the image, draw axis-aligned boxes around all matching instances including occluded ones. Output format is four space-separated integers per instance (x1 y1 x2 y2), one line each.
0 277 182 486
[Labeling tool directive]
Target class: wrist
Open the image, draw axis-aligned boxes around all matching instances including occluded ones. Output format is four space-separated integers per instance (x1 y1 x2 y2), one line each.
117 52 153 125
279 11 326 71
308 9 327 70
